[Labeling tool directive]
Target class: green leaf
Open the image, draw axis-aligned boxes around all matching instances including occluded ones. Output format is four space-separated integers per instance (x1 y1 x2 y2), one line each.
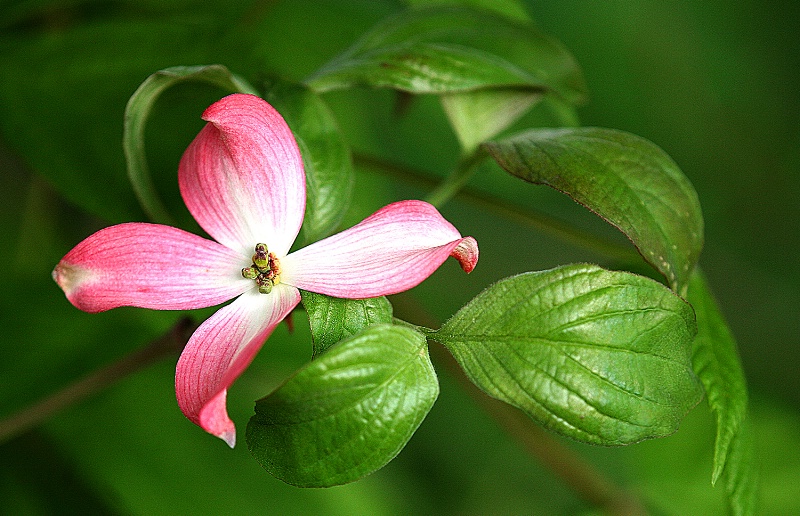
246 324 438 487
432 264 703 445
124 65 259 224
305 6 587 104
300 291 393 358
441 88 544 153
483 128 704 295
687 270 749 484
403 0 532 22
262 81 354 243
722 418 758 516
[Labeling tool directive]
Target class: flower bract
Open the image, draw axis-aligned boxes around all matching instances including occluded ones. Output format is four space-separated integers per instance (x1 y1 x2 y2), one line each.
53 93 478 447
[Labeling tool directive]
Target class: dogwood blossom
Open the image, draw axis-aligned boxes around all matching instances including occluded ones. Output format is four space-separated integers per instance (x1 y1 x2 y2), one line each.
53 93 478 447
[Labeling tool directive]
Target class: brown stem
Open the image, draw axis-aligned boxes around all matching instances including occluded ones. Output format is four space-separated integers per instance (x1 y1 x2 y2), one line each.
0 316 197 444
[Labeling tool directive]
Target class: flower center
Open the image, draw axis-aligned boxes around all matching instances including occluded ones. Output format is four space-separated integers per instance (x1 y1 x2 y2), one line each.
241 243 281 294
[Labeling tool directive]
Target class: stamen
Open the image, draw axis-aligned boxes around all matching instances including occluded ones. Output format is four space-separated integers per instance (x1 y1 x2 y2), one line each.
242 243 281 294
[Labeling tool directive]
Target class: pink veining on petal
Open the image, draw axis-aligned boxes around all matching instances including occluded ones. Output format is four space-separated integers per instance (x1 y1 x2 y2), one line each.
179 93 305 257
175 285 301 445
281 200 479 298
52 223 250 313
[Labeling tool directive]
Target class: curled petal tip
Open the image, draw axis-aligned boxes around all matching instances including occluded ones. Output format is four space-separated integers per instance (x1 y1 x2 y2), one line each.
219 429 236 449
52 261 97 312
195 388 237 447
452 236 479 273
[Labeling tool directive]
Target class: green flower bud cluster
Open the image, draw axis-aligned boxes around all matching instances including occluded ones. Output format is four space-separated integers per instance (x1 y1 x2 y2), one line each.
242 243 281 294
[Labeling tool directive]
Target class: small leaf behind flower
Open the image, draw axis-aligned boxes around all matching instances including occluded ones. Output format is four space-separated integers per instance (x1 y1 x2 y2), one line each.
263 81 354 243
246 324 437 487
441 88 544 153
432 264 703 445
300 291 392 357
484 127 704 295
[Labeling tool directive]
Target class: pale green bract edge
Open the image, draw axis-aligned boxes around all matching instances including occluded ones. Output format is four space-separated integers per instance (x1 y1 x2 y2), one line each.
431 264 704 446
245 324 438 487
123 64 259 224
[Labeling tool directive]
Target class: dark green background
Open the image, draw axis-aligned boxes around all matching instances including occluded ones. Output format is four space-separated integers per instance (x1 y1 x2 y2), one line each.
1 0 797 513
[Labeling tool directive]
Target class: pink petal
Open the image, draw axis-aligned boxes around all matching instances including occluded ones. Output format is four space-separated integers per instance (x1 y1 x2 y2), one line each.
53 223 249 313
175 285 301 446
179 93 305 257
281 200 478 298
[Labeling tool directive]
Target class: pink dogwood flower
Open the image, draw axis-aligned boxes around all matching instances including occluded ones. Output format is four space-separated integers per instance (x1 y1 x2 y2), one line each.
53 93 478 447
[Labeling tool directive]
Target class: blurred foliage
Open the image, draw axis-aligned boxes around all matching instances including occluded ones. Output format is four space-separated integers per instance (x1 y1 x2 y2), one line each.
0 0 797 514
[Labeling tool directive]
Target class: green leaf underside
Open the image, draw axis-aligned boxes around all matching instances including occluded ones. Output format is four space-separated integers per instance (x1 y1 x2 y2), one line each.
305 6 587 104
263 81 354 243
246 324 438 487
124 65 259 224
300 291 393 358
441 88 544 153
687 270 750 487
483 127 704 295
433 264 703 445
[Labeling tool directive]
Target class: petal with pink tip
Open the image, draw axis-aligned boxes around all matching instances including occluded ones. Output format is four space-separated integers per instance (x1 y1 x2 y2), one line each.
179 93 306 257
52 223 249 313
281 200 478 298
175 285 301 446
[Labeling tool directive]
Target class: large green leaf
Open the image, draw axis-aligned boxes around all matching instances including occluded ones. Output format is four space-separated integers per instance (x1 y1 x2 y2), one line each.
262 81 354 243
300 291 392 358
124 65 259 224
305 6 586 104
484 128 704 295
687 271 750 484
246 324 437 487
432 264 703 445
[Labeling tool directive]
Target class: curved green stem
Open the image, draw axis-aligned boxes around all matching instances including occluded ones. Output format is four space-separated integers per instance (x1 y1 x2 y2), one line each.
124 65 260 224
0 317 197 444
424 150 485 208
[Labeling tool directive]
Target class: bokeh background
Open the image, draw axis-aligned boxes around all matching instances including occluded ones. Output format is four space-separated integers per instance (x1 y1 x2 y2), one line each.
1 0 797 514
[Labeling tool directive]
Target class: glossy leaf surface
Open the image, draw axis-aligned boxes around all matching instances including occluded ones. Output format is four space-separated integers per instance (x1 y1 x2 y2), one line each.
246 324 437 487
306 6 587 104
484 128 704 294
300 291 393 357
433 264 703 445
